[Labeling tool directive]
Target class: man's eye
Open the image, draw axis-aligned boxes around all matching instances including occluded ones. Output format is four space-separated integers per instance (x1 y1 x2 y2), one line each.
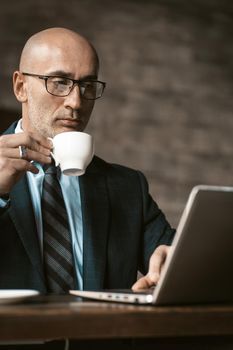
52 78 69 86
83 82 95 89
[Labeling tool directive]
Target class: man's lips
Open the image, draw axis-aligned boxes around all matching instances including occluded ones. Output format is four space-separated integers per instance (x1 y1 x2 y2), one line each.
56 118 83 128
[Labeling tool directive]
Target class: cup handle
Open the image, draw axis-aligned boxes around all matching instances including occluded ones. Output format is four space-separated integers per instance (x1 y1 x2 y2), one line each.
48 137 59 167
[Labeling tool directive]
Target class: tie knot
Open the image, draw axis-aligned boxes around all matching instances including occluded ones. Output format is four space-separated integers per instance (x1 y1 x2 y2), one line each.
44 162 61 178
44 164 57 175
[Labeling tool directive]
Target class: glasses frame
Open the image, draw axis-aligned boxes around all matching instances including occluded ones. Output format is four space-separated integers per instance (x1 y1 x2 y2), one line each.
21 72 106 100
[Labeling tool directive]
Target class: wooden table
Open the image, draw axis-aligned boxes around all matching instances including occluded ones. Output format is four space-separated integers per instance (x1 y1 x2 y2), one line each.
0 295 233 349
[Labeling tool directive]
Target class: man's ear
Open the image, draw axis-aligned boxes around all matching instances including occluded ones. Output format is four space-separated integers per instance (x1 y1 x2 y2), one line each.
13 71 28 102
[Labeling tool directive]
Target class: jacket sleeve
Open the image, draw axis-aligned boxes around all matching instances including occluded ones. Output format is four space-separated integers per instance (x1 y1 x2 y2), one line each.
136 170 176 274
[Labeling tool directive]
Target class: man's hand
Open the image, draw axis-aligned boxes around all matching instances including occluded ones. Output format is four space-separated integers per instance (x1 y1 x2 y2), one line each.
132 245 171 291
0 132 52 195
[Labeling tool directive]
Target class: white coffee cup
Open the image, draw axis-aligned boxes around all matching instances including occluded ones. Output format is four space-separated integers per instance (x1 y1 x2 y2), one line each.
50 131 94 176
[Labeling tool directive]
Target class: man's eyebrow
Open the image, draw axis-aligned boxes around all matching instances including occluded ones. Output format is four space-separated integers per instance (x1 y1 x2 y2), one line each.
45 70 98 80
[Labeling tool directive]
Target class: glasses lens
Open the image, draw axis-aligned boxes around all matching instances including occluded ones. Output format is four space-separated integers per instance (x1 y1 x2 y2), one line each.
47 77 73 96
80 81 104 100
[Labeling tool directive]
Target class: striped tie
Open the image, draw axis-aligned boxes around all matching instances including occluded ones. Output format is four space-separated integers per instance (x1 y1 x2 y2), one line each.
41 164 75 293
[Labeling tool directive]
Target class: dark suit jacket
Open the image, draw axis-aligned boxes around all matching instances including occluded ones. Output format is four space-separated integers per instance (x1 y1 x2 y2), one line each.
0 121 175 292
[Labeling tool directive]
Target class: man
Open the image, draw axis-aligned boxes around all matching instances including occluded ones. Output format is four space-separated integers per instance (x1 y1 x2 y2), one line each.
0 27 175 294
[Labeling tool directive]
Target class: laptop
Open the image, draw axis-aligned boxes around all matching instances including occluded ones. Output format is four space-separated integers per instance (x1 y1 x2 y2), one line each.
70 185 233 305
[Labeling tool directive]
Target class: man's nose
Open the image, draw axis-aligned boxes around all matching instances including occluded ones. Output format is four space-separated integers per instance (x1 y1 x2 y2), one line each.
64 84 82 109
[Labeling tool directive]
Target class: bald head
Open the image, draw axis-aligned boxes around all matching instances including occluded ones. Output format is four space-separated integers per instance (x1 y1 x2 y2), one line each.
19 27 99 73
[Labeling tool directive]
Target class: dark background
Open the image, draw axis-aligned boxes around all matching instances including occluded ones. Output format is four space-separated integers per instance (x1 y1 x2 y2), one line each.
1 0 233 226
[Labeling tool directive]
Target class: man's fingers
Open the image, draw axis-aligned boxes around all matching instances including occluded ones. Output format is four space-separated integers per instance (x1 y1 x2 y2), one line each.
22 132 52 155
132 273 158 291
0 146 51 164
0 133 52 154
18 148 52 164
132 245 171 291
15 159 40 174
0 132 52 165
0 132 51 195
149 245 170 275
0 157 38 172
132 276 150 291
25 132 53 149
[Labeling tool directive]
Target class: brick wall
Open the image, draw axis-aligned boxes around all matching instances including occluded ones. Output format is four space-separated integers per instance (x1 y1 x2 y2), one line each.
1 0 233 226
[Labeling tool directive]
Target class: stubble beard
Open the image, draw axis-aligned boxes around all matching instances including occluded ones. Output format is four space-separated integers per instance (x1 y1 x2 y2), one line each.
27 104 56 139
25 87 56 138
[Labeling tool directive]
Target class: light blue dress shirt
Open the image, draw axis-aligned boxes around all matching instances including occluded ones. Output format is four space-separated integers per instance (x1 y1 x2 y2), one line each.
8 120 84 289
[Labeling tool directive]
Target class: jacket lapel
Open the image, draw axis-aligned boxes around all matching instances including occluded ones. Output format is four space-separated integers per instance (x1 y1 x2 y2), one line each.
80 158 110 290
9 175 45 286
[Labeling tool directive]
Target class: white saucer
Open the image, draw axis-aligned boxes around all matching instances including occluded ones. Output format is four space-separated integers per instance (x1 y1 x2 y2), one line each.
0 289 39 304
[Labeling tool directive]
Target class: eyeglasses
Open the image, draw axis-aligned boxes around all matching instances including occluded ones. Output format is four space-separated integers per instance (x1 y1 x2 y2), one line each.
22 72 106 100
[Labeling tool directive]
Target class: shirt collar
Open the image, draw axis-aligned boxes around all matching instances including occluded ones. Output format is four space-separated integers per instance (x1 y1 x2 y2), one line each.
15 119 23 134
